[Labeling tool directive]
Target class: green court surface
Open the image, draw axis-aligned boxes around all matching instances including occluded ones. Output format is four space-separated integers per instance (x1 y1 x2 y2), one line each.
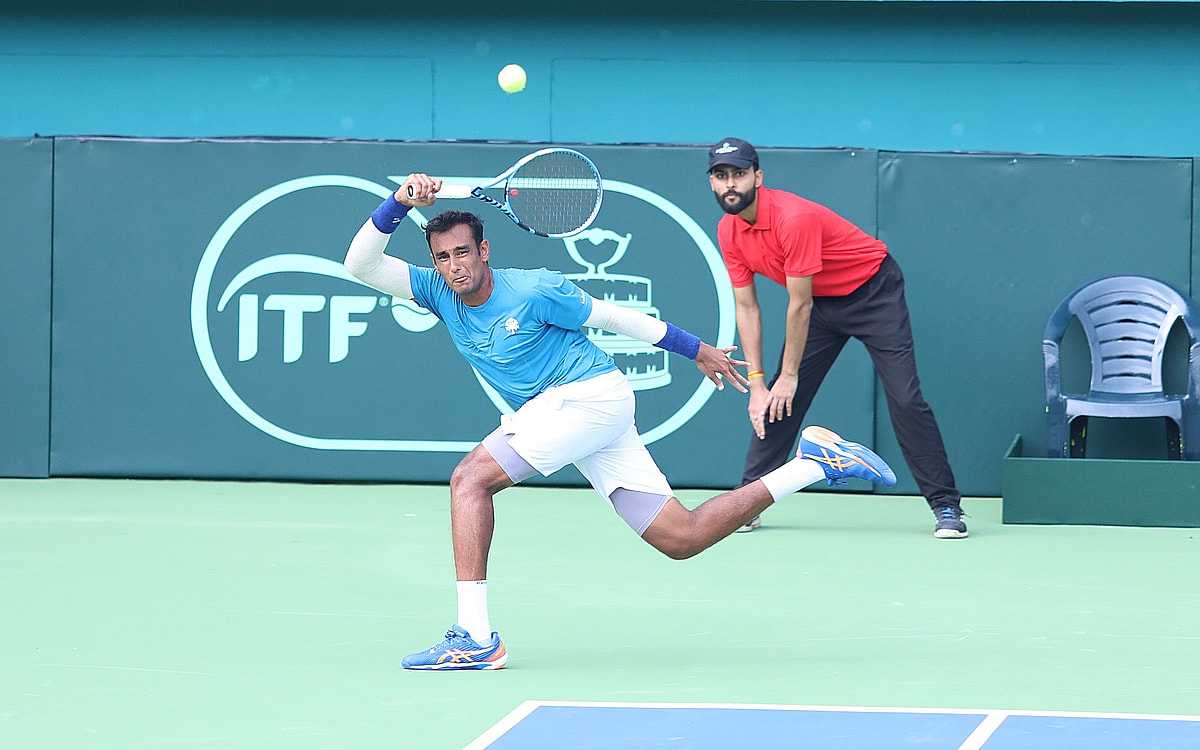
1 478 1197 749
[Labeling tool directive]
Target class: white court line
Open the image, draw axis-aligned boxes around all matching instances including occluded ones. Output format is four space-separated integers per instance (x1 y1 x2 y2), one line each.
495 700 1200 722
461 700 541 750
958 712 1008 750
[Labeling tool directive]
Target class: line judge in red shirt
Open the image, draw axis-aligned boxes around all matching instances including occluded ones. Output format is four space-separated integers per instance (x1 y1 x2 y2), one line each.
707 137 967 539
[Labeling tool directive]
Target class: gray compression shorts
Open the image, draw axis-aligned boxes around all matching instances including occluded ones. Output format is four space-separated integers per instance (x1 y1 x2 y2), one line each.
481 427 672 535
481 427 539 483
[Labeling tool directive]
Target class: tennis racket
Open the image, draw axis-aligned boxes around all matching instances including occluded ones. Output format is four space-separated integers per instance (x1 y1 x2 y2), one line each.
407 148 603 238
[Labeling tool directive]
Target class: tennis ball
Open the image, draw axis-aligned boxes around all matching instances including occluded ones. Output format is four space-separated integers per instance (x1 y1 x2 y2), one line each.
498 64 527 94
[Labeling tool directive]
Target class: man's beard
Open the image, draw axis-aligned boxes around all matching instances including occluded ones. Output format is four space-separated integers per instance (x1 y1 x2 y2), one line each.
717 185 756 215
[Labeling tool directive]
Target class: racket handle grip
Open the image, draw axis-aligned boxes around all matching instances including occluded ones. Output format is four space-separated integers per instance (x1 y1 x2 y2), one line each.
433 184 473 199
405 183 473 200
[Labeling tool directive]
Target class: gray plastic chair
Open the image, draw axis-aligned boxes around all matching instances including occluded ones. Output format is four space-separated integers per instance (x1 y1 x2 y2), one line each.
1043 275 1200 459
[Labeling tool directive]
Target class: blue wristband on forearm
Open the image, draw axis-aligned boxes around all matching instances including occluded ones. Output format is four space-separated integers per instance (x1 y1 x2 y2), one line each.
655 322 702 360
371 194 411 234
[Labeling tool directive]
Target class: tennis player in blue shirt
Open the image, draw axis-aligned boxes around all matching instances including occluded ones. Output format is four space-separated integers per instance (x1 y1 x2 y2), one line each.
345 171 897 671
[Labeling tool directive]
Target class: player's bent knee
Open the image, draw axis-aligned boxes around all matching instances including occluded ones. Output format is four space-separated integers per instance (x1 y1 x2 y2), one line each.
639 498 705 560
450 445 514 495
655 539 703 561
644 531 704 560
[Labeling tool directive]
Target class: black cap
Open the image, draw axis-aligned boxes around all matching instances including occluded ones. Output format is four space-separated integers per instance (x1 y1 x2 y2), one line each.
708 137 759 171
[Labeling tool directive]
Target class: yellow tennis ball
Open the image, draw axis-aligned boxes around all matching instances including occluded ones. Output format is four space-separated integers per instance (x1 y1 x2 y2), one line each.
498 64 527 94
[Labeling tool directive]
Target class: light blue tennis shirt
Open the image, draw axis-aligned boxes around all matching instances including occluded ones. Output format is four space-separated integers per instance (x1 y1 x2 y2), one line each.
408 265 617 408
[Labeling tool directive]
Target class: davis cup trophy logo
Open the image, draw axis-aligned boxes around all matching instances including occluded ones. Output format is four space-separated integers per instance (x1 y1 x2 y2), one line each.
191 174 735 452
567 228 672 391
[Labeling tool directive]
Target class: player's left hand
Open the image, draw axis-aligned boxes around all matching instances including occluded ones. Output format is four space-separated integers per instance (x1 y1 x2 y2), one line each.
695 343 750 392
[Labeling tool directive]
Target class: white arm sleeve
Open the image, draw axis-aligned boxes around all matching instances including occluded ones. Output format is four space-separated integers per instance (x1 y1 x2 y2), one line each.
344 219 415 299
584 297 669 344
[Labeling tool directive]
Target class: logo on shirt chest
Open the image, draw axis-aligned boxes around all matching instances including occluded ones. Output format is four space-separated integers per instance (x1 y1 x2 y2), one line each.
504 317 520 335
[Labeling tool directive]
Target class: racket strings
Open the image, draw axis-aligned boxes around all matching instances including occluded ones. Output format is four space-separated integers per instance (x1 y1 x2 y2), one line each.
506 151 601 236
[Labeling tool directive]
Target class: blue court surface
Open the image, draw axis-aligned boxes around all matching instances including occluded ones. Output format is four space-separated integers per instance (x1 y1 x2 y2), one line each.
464 702 1200 750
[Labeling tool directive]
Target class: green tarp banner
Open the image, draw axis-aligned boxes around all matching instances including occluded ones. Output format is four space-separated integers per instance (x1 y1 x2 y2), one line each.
0 138 52 477
47 139 875 487
15 137 1195 495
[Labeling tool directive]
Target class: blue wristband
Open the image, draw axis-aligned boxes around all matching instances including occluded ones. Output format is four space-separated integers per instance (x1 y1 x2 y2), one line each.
655 322 702 360
371 194 411 234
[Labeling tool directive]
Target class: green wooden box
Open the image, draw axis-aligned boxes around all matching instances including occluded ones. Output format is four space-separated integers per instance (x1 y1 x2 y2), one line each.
1002 435 1200 527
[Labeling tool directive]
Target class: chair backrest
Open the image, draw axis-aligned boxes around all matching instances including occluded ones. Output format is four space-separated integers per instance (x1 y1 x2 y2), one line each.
1043 275 1200 397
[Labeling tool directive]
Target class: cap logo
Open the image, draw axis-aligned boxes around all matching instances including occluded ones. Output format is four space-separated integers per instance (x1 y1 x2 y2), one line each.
714 143 740 155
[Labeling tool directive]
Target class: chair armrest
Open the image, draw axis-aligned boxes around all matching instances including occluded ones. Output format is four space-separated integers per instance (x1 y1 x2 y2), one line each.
1188 342 1200 403
1043 339 1063 404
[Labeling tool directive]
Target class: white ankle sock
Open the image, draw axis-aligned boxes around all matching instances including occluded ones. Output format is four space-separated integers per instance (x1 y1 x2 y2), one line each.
760 456 826 500
456 580 493 646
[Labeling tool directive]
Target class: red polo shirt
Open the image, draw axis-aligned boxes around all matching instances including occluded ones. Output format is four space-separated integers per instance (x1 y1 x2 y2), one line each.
717 186 888 297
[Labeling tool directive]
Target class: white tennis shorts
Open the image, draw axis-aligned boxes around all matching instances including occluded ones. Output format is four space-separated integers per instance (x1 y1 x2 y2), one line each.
500 370 673 502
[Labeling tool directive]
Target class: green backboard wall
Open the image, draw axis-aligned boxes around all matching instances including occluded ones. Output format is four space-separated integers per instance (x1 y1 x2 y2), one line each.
0 139 52 477
877 153 1194 493
1193 163 1200 300
46 139 876 489
20 138 1200 495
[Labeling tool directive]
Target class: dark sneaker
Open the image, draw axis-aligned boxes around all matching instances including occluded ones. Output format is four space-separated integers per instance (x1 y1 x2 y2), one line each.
933 505 969 539
735 515 762 533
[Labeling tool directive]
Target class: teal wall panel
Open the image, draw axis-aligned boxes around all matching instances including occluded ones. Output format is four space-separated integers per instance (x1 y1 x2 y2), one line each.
49 138 881 489
1193 163 1200 298
0 139 52 477
49 138 489 480
877 152 1194 494
2 3 1199 157
29 137 1200 492
550 56 1200 158
0 55 434 140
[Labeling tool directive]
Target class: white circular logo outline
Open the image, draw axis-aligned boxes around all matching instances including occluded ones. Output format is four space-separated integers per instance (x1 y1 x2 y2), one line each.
191 175 734 451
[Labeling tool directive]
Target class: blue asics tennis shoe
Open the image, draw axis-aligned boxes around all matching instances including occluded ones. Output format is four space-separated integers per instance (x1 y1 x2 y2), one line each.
799 425 897 487
402 625 508 671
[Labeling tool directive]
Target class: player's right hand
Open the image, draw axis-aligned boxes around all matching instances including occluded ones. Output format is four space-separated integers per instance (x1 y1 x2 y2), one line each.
400 173 443 206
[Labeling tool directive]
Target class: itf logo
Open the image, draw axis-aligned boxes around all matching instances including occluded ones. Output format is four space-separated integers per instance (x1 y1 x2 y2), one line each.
191 174 734 452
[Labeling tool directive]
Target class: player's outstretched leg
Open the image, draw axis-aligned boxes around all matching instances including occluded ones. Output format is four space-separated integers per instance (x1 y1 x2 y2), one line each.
401 625 508 671
798 425 897 487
